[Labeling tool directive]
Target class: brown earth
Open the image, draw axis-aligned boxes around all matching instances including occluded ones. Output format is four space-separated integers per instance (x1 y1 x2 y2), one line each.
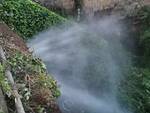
0 22 28 53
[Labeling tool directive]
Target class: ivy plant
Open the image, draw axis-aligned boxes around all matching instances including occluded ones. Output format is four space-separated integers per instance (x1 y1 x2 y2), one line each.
0 0 66 40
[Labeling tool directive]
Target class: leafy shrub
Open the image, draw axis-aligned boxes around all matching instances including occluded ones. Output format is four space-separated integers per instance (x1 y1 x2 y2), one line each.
140 28 150 67
137 6 150 29
8 51 47 75
119 6 150 113
0 0 66 39
120 68 150 113
7 51 60 97
7 51 60 112
137 6 150 67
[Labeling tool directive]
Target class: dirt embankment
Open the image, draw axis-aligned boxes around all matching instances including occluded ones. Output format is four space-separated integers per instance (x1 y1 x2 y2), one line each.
0 22 61 113
0 22 28 53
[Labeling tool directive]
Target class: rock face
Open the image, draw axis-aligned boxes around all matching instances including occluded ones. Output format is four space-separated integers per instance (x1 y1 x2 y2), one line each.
82 0 146 17
33 0 75 14
82 0 119 17
33 0 148 18
144 0 150 5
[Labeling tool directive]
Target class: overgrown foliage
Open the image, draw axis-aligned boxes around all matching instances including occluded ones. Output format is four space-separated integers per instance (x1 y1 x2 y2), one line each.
120 68 150 113
6 51 60 112
137 6 150 67
120 6 150 113
0 0 66 39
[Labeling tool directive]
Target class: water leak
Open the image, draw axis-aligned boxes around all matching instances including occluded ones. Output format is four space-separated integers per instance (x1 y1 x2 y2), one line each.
28 16 132 113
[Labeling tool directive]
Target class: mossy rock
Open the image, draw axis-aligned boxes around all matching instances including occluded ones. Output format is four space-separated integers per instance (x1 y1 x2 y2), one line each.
0 0 66 40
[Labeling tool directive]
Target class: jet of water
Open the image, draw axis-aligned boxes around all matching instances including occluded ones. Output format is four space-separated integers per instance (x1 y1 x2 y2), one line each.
28 16 132 113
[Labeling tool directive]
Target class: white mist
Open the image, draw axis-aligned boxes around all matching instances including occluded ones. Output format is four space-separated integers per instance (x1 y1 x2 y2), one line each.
28 16 132 113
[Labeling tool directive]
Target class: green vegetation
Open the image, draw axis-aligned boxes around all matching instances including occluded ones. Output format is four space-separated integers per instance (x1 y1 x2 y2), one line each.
5 51 60 112
0 0 66 39
120 68 150 113
0 0 149 112
0 0 62 111
0 63 11 96
138 6 150 67
120 6 150 113
8 51 47 75
8 51 60 96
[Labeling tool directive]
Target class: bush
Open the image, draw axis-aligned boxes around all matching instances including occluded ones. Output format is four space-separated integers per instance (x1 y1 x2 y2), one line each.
0 0 66 40
120 68 150 113
140 28 150 67
138 6 150 67
7 51 60 112
119 6 150 113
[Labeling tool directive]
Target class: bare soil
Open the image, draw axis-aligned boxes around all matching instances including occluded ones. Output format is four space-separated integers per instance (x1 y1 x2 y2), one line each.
0 22 28 53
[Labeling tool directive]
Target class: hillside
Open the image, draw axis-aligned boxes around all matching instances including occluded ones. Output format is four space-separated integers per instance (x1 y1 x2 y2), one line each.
0 0 150 113
0 22 61 113
0 0 66 112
